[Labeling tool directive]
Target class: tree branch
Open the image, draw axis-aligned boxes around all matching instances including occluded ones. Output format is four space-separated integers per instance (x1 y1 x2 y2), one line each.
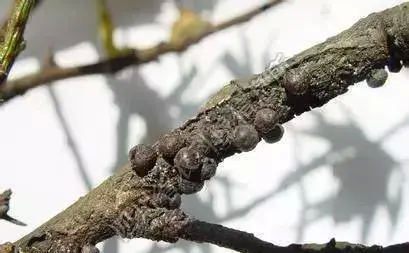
182 221 409 253
0 0 35 85
0 0 284 104
182 220 283 253
0 189 26 226
7 2 409 253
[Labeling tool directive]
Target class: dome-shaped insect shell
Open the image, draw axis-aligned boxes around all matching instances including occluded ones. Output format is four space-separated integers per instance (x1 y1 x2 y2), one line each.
254 108 279 135
174 146 203 181
366 68 388 88
282 69 308 95
261 125 284 144
178 177 205 194
189 131 216 158
233 124 260 152
158 131 186 161
128 144 157 177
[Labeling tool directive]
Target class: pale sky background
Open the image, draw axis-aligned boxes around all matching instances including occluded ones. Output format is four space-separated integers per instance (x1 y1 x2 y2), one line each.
1 1 409 253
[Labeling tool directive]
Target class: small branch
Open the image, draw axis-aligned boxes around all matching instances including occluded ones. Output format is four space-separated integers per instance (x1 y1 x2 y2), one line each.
10 2 409 253
0 0 284 104
182 221 409 253
0 189 26 226
0 0 35 85
182 220 283 253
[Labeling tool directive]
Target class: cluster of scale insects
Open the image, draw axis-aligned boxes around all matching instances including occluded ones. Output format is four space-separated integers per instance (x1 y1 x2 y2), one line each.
110 53 405 242
127 114 285 202
128 84 288 201
127 54 405 202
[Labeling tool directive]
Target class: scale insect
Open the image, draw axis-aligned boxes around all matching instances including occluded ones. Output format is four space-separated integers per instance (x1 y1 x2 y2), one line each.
129 144 157 176
366 68 388 88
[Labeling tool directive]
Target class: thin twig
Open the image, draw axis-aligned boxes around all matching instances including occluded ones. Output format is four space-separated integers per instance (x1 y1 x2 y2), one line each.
182 220 409 253
182 220 283 253
0 0 284 103
0 0 35 85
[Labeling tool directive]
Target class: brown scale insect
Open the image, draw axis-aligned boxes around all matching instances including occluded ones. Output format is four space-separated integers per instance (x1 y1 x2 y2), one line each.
232 124 260 152
262 125 284 144
178 177 205 194
282 69 308 95
129 144 157 177
254 108 278 134
190 131 217 158
366 68 388 88
174 146 203 181
158 131 186 161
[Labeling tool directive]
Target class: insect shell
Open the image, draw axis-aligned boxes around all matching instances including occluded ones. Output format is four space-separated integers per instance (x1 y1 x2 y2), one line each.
261 125 284 144
254 108 278 134
129 144 157 177
282 69 308 95
158 131 186 161
232 124 260 152
366 68 388 88
174 146 203 181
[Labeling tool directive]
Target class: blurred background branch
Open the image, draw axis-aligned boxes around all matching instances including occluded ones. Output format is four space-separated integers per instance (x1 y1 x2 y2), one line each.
0 0 284 104
0 0 34 85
